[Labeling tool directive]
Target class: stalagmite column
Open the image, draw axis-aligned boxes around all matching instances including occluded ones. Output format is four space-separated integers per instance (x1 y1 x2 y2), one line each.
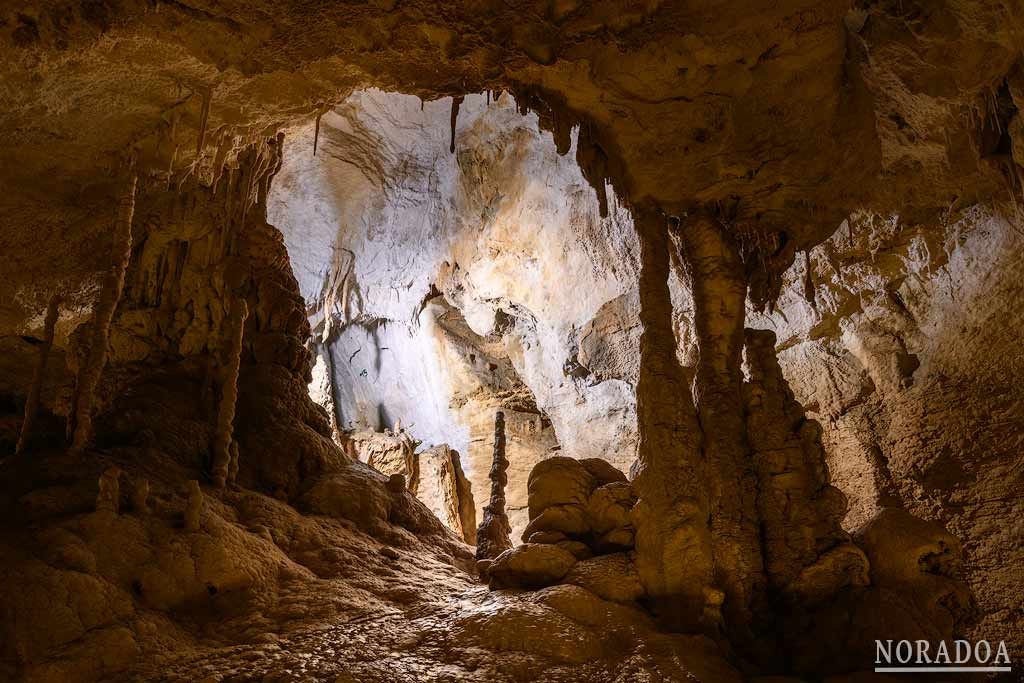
630 208 714 632
743 329 869 601
15 294 60 455
474 411 512 569
211 297 248 489
96 466 122 514
184 480 203 531
131 478 151 515
675 212 765 632
68 173 137 455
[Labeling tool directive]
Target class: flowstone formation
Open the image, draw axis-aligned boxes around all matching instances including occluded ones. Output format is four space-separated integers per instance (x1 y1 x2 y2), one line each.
489 313 972 677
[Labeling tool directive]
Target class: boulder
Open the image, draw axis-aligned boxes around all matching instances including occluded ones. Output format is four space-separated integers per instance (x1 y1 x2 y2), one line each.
526 457 596 519
579 458 628 487
586 481 635 534
556 540 593 561
488 543 578 589
521 504 590 541
563 553 645 603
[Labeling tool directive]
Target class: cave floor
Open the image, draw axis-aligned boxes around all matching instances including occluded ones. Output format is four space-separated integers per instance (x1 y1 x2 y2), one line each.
0 447 740 683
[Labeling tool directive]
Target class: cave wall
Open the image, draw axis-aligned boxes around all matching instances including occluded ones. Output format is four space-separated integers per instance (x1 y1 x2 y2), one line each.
268 90 644 533
748 206 1024 655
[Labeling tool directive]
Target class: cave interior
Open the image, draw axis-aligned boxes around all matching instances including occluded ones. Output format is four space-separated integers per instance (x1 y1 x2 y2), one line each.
1 1 1023 682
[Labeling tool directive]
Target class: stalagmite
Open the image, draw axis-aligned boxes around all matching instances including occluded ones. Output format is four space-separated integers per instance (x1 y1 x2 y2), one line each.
211 297 248 489
131 478 150 515
676 211 765 633
96 466 122 514
68 172 137 455
15 294 60 456
227 441 240 488
743 329 869 599
184 480 203 531
313 108 324 156
474 411 512 572
630 208 714 632
449 95 463 154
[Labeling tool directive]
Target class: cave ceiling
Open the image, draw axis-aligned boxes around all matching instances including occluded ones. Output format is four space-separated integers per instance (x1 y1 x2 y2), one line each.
3 1 1022 325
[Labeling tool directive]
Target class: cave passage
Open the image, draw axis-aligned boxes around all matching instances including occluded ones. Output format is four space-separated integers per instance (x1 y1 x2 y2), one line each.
270 90 641 547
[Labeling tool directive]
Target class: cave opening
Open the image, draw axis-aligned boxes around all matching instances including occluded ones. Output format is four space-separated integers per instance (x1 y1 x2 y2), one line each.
269 89 640 546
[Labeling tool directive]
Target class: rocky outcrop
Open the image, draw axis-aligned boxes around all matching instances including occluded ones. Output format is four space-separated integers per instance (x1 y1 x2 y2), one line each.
350 429 419 483
411 444 477 545
748 207 1024 655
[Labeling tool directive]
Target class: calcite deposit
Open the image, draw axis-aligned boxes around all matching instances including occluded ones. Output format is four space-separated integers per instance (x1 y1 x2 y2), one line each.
1 1 1022 681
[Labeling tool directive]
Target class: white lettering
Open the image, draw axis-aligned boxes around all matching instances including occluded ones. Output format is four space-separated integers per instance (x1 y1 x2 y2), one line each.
975 640 991 663
897 640 913 664
916 640 931 663
995 641 1011 664
955 640 972 664
934 640 951 664
876 640 892 665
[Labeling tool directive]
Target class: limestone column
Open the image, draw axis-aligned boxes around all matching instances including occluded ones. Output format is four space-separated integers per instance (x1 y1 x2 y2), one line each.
474 411 512 568
630 207 714 632
211 297 248 488
15 294 60 455
676 211 765 631
68 172 137 455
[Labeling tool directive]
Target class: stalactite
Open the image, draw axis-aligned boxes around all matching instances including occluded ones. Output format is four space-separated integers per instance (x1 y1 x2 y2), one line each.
68 172 137 455
474 411 512 571
676 211 765 636
576 122 609 217
15 294 60 456
802 250 817 311
450 95 463 154
195 87 211 156
211 297 248 489
629 208 714 633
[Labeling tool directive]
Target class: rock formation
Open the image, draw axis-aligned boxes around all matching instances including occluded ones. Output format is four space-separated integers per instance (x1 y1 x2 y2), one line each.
67 172 137 456
411 444 477 545
14 294 60 456
211 297 248 489
0 2 1022 680
475 411 513 569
